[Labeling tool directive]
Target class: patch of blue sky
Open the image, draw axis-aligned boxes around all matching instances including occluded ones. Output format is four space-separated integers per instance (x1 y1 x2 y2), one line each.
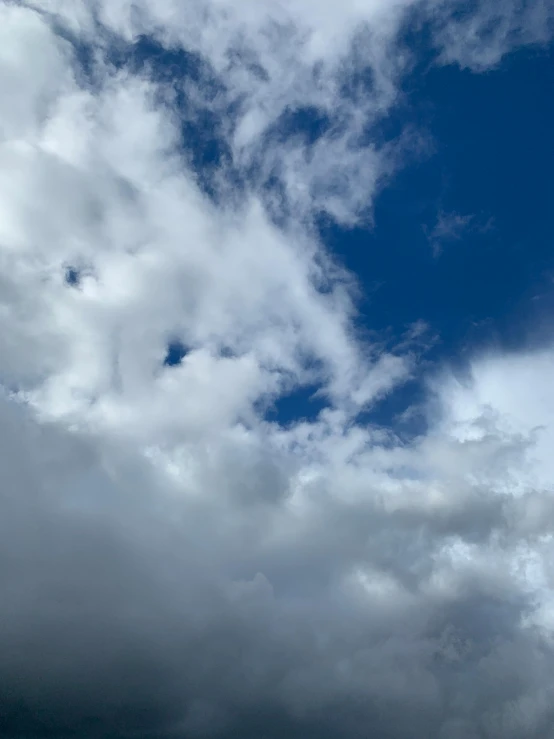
356 377 429 441
64 266 81 287
268 106 332 147
319 39 554 430
163 341 190 368
266 383 328 427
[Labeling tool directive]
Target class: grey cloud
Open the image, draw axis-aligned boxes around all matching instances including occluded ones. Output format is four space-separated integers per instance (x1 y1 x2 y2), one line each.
2 393 554 739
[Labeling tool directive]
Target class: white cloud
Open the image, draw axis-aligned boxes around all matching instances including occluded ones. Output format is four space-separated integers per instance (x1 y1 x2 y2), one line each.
1 2 554 739
432 0 554 71
425 211 494 256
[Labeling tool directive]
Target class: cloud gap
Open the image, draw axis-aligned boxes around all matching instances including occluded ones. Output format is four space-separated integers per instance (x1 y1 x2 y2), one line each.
163 340 190 367
266 383 328 426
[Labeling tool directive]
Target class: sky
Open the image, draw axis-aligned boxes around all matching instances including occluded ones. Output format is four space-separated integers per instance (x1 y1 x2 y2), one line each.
1 1 554 738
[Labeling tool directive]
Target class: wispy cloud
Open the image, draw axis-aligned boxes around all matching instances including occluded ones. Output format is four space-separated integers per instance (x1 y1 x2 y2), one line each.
432 0 554 71
425 210 493 256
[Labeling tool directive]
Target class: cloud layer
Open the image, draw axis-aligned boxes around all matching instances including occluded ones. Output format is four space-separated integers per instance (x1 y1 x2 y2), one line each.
1 1 554 738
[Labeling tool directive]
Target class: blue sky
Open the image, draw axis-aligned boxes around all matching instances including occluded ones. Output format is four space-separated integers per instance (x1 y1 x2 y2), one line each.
323 40 554 429
3 3 554 739
269 37 554 429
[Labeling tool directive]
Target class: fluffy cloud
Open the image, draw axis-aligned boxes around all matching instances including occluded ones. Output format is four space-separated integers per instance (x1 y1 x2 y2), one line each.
1 1 554 738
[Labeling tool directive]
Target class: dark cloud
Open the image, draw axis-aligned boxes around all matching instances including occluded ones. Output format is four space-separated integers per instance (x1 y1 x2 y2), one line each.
1 394 554 739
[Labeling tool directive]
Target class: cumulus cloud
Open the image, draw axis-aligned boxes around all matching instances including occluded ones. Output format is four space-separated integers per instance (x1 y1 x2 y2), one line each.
1 1 554 738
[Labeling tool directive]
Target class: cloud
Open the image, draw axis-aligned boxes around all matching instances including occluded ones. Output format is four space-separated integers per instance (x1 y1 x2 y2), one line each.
4 345 554 739
426 211 475 256
1 2 554 739
430 0 554 71
425 211 493 256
